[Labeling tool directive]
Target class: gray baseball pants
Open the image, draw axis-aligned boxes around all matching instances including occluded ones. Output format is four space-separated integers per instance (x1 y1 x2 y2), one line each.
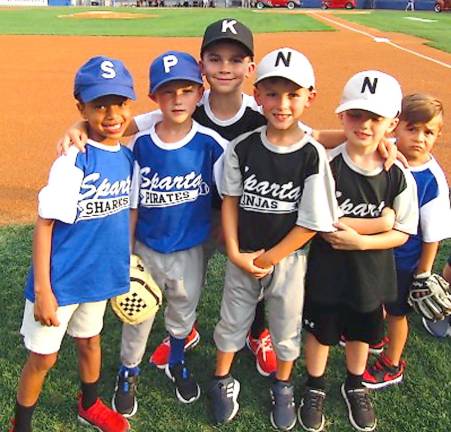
120 241 204 368
214 249 307 361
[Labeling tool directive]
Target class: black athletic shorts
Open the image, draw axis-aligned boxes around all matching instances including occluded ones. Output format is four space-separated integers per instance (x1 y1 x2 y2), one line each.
303 300 384 346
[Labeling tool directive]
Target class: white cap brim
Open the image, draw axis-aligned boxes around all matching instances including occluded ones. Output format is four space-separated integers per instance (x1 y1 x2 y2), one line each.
335 99 399 118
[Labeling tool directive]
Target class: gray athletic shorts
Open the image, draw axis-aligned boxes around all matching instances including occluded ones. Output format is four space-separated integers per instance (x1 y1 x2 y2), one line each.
214 249 307 362
120 241 204 368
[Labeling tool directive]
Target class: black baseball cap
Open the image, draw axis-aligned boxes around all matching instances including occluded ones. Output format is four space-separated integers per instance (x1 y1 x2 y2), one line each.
201 18 254 57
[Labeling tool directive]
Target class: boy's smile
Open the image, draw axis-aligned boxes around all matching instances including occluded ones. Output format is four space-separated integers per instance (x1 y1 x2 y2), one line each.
78 95 132 146
340 109 398 153
395 115 442 166
200 42 255 95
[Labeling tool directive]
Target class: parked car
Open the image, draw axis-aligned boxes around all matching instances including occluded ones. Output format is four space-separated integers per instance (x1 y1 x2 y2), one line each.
434 0 451 12
255 0 302 10
321 0 356 9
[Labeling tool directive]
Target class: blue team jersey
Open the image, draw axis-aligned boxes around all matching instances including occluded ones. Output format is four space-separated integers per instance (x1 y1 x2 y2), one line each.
25 141 134 306
130 120 226 253
395 157 451 270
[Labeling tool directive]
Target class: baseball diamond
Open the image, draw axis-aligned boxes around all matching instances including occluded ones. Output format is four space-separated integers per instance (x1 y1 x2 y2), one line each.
0 6 450 432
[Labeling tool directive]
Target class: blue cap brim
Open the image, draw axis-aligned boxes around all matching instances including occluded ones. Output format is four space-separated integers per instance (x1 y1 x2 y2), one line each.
151 76 203 94
76 84 136 103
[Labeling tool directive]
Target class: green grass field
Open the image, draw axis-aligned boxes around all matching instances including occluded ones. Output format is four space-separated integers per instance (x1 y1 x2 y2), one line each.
0 226 450 431
0 7 330 36
336 10 451 53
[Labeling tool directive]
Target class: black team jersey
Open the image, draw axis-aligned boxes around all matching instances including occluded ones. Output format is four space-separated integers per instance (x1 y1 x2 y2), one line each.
222 126 338 252
306 144 418 313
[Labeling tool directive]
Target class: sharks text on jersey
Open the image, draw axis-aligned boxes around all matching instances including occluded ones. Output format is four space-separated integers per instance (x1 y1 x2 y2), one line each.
77 173 131 220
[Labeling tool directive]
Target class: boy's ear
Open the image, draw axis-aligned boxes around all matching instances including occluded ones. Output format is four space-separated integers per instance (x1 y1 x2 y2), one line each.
386 117 399 134
76 102 87 119
199 59 205 76
253 86 262 107
245 61 256 78
305 89 317 107
149 93 157 103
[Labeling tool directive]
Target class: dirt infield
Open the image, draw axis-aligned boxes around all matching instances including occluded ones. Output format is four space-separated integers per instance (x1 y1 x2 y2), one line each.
0 14 449 225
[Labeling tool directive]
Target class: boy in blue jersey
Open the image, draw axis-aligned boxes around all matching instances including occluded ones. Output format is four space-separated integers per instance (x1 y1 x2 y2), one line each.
10 56 134 432
363 94 451 389
111 51 227 414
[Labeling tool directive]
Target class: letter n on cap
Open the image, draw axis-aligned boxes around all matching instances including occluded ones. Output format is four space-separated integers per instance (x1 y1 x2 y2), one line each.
275 51 291 68
361 77 378 94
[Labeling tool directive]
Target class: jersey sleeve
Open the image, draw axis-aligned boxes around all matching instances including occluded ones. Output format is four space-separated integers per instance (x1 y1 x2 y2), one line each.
419 165 451 242
38 147 83 224
393 164 419 235
134 110 163 132
130 160 141 209
296 144 340 232
221 138 243 196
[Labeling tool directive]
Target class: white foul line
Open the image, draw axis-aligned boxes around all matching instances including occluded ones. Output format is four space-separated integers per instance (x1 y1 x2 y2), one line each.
310 12 451 69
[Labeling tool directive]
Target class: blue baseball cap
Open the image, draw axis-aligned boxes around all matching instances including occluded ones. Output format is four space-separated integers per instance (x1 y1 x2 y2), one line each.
74 56 136 103
149 51 203 94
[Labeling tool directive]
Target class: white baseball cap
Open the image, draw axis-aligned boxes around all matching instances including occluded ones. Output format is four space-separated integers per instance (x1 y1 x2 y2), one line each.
255 48 315 89
335 70 402 118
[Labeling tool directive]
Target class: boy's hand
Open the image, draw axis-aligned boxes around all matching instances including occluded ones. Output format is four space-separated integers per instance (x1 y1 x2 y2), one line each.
56 121 89 156
231 249 273 279
378 138 408 170
381 207 396 231
34 290 60 327
321 222 366 250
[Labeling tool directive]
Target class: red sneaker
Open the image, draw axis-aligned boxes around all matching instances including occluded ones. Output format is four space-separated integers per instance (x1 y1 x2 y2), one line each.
246 328 277 377
339 336 389 355
78 398 130 432
149 327 200 369
363 352 406 390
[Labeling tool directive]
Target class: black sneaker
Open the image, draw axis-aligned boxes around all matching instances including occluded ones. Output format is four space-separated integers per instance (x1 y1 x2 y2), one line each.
298 386 326 432
341 384 376 432
270 380 296 431
208 375 240 425
111 366 139 417
165 362 200 404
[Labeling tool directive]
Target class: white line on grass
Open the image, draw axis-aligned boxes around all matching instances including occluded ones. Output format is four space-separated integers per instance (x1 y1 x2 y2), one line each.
310 12 451 69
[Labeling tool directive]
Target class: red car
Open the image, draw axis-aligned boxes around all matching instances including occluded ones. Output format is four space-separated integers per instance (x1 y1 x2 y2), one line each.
321 0 356 9
434 0 451 12
255 0 302 9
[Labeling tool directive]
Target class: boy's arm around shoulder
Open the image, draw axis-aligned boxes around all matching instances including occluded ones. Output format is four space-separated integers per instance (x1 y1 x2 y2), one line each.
256 141 340 268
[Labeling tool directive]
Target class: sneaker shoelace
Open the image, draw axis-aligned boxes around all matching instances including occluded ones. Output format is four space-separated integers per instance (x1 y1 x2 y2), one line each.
348 388 372 411
305 390 325 411
273 384 295 407
258 333 274 361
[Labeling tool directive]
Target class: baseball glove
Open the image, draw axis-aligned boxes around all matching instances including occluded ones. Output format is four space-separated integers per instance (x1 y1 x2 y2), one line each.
407 273 451 321
111 254 163 325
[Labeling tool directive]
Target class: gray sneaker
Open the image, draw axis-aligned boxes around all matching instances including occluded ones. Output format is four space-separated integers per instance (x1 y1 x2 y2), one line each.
208 375 240 425
111 366 139 417
270 380 297 431
341 384 376 432
298 386 326 432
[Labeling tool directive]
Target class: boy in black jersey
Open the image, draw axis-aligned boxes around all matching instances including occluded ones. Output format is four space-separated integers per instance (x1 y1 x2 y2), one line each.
208 48 339 431
299 71 418 432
